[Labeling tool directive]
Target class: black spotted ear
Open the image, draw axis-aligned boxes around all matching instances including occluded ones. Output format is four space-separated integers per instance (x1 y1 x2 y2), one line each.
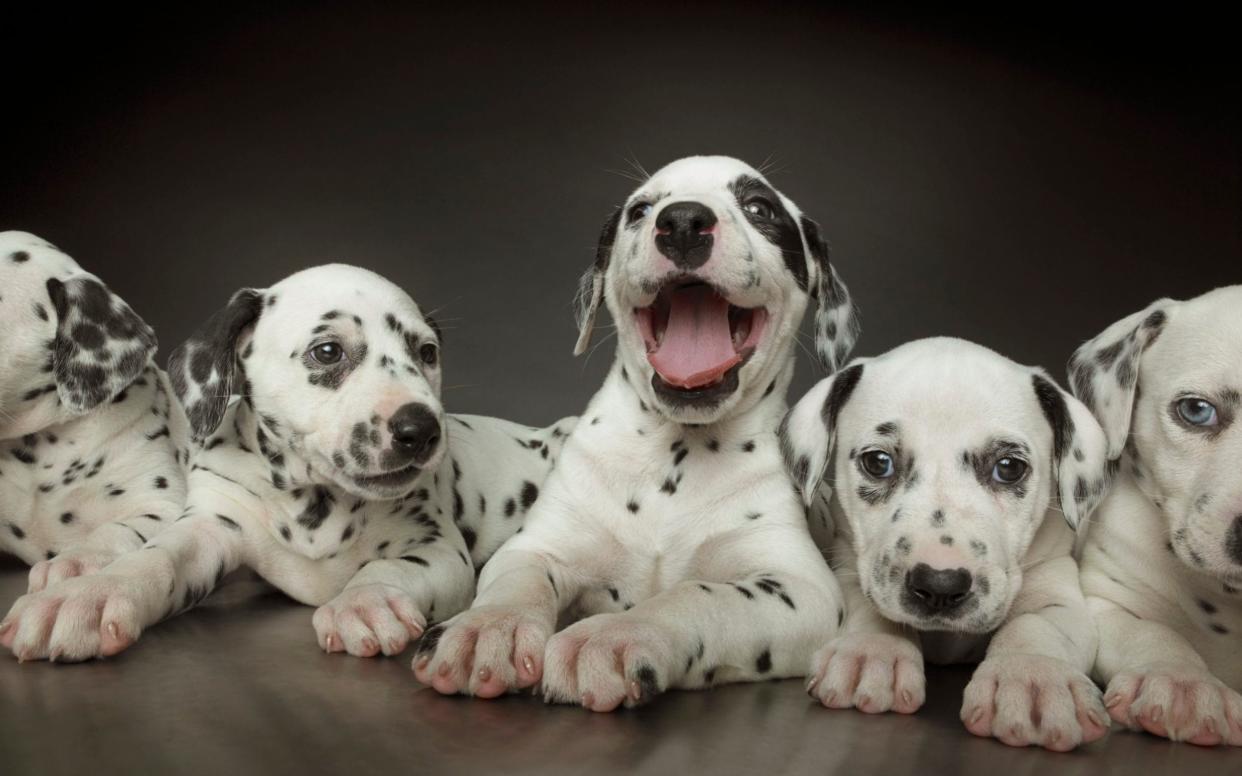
46 275 157 414
573 207 622 356
1031 371 1112 530
779 362 866 505
168 288 264 441
1067 299 1173 459
799 216 861 372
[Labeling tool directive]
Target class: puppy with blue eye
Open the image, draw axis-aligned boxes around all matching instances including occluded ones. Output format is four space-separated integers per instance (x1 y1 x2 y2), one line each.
1070 285 1242 746
1 264 573 662
780 337 1113 751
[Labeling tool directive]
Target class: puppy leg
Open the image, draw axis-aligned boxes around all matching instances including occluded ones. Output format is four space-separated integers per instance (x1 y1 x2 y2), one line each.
1092 598 1242 746
314 536 474 658
807 554 925 715
1 514 245 662
411 548 571 698
29 503 181 593
961 556 1109 751
542 529 842 711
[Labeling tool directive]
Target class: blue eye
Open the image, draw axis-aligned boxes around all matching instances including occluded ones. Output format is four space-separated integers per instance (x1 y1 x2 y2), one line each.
1177 397 1218 427
628 202 653 222
991 457 1028 485
860 450 895 479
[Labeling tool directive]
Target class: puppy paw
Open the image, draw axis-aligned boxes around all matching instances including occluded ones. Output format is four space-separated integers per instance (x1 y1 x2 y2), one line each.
28 548 118 593
962 654 1110 751
0 575 146 662
806 633 925 714
1104 662 1242 746
313 584 425 657
410 605 549 698
541 613 679 712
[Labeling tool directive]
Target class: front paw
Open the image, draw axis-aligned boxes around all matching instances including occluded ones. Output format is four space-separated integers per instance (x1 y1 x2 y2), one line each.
806 633 925 714
962 654 1109 751
1104 662 1242 746
411 605 549 698
313 584 426 658
0 575 145 662
28 547 118 593
541 613 677 712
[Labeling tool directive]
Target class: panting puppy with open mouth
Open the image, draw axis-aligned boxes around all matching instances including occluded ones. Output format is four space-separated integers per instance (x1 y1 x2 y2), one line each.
1070 286 1242 746
412 155 860 710
781 338 1114 750
0 231 187 594
0 264 573 662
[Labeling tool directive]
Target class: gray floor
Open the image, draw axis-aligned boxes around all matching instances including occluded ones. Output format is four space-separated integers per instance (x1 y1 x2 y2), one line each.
0 555 1232 775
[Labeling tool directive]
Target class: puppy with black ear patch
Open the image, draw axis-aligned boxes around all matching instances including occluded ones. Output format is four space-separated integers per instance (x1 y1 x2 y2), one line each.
413 155 860 711
1070 285 1242 746
781 338 1113 751
0 231 187 598
1 264 574 662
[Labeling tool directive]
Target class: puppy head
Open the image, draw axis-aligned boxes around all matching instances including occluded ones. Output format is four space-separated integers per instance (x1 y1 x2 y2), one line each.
169 264 445 500
0 231 157 439
1070 285 1242 582
781 338 1109 633
574 156 859 424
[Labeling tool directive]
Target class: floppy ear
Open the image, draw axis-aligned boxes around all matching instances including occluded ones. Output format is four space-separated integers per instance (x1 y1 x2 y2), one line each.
1067 299 1173 460
573 207 622 356
46 274 157 414
799 216 861 372
1031 371 1113 531
779 362 866 506
168 288 264 441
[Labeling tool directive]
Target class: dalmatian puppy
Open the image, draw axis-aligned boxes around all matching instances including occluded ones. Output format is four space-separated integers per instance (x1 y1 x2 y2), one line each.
781 337 1114 751
0 264 573 662
1069 285 1242 746
0 231 187 594
412 155 860 711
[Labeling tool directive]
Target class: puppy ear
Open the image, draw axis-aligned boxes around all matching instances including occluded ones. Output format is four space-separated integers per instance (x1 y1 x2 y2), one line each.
779 362 866 506
799 216 861 372
45 275 157 414
1068 299 1173 459
573 207 622 356
168 288 264 441
1031 371 1113 531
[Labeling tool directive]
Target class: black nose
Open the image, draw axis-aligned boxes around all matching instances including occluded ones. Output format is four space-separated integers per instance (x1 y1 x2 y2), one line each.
654 201 717 269
1227 515 1242 565
388 403 441 464
905 563 974 612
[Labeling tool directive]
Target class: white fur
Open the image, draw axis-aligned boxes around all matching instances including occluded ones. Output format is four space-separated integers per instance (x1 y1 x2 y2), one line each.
0 264 573 662
1072 285 1242 745
413 156 859 709
0 231 187 596
782 337 1112 750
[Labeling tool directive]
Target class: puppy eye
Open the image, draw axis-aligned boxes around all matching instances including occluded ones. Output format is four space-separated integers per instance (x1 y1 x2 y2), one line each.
310 342 344 365
628 202 653 222
991 457 1028 485
743 198 774 219
419 342 439 366
1176 397 1218 427
859 450 895 479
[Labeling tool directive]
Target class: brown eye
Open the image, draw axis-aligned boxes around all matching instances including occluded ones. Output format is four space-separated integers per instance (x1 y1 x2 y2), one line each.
860 450 895 479
311 342 343 365
992 457 1028 485
419 343 439 366
743 198 774 219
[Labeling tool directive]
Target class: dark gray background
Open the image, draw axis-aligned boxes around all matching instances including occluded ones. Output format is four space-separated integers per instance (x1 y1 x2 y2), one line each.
5 3 1237 427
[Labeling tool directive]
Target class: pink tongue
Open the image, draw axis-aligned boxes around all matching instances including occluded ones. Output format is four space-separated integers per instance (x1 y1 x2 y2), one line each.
648 286 741 389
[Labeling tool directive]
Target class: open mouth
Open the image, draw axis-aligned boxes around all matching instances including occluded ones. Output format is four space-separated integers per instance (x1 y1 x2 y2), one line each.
634 281 767 394
352 462 422 490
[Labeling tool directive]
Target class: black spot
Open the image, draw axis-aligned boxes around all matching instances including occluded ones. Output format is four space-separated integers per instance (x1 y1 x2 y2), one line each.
9 523 25 539
154 476 169 489
461 527 477 550
215 514 242 532
519 481 539 511
11 251 30 263
626 500 640 514
741 440 755 453
755 649 772 674
504 498 516 517
60 512 75 524
401 555 430 567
